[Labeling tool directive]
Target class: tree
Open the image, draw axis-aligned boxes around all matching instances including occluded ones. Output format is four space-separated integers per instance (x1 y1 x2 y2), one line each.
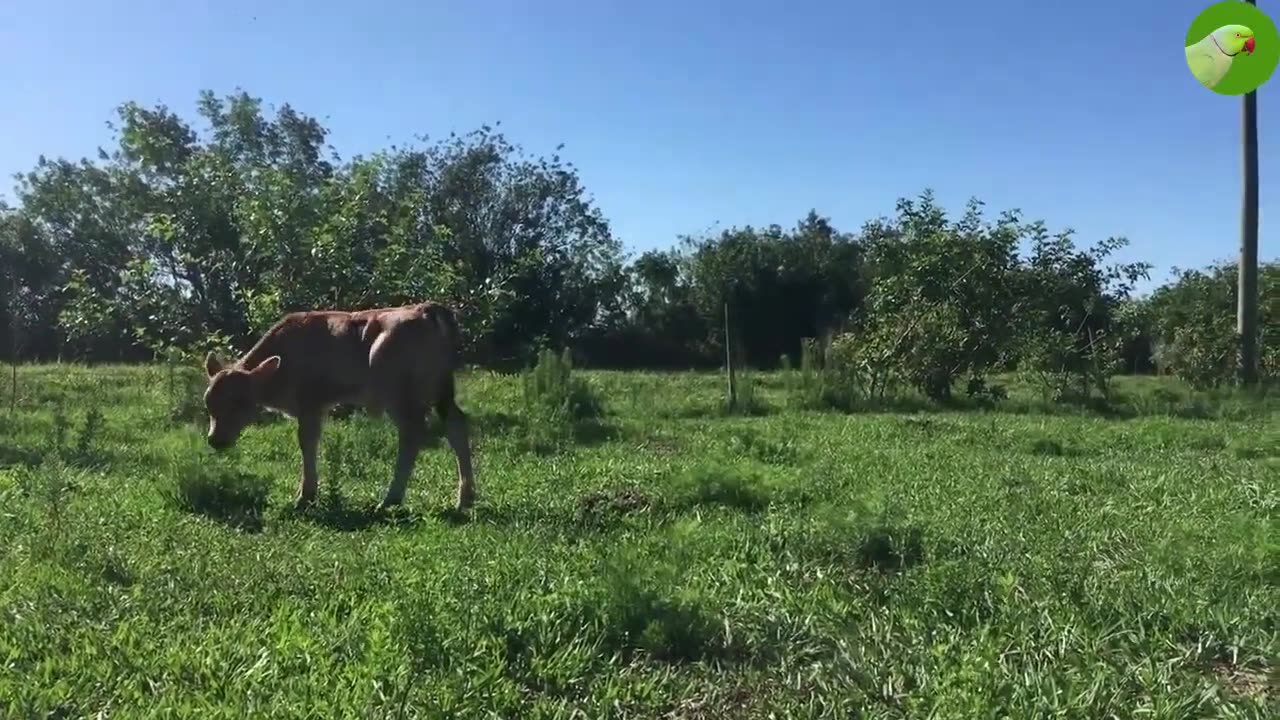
1015 227 1150 400
1 86 1268 392
856 194 1023 400
3 91 626 365
1146 260 1278 388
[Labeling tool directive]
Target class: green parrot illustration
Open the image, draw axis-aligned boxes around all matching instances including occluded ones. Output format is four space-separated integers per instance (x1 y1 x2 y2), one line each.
1186 24 1256 89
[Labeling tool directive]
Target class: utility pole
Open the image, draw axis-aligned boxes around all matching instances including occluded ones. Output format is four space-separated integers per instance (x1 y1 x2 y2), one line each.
1238 0 1260 386
724 298 737 408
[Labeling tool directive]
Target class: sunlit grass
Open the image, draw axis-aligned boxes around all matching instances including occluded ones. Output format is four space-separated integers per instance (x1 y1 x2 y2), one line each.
0 365 1275 717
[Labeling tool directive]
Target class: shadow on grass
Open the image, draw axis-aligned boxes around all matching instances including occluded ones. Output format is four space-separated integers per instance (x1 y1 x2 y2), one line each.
1015 390 1278 422
660 399 777 420
476 411 523 435
429 498 652 537
656 403 723 420
726 429 802 466
576 487 653 523
488 556 743 667
433 506 474 526
777 377 1278 423
517 418 623 456
795 504 930 576
573 419 620 445
1026 437 1084 457
167 465 271 533
282 484 427 530
291 500 424 532
1228 439 1280 460
0 444 44 469
592 554 749 664
856 524 927 572
431 503 562 529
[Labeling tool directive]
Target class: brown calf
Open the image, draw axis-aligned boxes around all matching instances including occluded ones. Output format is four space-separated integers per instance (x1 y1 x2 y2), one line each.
202 302 475 511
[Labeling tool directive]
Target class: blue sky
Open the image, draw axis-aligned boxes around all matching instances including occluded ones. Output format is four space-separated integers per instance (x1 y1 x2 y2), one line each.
1 0 1274 292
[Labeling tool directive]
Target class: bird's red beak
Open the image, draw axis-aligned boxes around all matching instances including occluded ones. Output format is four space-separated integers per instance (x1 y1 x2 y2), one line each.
1245 36 1256 54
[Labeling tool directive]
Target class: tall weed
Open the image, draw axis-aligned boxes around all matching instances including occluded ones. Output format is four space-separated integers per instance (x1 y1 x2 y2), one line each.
519 347 605 453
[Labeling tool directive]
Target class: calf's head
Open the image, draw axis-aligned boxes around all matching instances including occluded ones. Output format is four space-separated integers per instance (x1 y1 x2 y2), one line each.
203 352 281 450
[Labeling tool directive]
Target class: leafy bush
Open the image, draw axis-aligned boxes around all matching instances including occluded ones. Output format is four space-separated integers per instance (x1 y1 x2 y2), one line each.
1161 323 1239 390
1015 230 1149 402
963 375 1008 406
818 330 882 408
787 331 909 411
166 361 208 424
45 399 106 467
1143 262 1279 389
849 193 1024 403
866 300 969 402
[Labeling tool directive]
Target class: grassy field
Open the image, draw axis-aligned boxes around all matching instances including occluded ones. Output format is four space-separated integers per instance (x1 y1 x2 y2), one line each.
0 364 1276 718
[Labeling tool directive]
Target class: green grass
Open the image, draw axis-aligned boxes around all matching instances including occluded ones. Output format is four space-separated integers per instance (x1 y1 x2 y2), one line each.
0 364 1277 718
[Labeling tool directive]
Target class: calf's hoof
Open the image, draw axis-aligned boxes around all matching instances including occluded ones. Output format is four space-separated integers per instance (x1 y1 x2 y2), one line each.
376 497 404 513
293 494 316 512
456 490 476 510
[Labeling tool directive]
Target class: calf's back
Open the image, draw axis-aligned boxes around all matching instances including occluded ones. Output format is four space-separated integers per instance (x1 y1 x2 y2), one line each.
252 303 456 412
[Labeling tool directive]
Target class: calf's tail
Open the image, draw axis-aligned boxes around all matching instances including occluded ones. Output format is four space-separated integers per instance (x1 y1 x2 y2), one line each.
420 303 462 370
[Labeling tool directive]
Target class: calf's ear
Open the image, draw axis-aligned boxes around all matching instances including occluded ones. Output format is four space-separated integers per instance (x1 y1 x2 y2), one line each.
205 351 223 377
251 355 282 382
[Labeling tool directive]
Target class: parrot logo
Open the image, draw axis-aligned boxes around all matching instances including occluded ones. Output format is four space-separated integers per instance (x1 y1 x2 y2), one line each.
1183 2 1278 95
1186 24 1256 89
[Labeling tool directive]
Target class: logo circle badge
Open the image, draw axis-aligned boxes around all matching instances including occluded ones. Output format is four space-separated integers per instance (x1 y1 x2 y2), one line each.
1185 2 1279 94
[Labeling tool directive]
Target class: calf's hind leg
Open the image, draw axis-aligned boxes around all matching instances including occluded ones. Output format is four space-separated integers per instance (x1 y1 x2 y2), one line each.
377 401 429 510
436 376 476 509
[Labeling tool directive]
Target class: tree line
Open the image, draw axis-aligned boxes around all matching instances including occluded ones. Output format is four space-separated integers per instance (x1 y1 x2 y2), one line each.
1 90 1276 396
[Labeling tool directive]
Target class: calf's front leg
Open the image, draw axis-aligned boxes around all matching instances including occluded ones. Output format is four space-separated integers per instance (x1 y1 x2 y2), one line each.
295 412 323 510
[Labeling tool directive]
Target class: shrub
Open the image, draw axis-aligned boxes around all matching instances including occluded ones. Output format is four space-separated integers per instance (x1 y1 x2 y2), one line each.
1019 325 1124 403
782 333 877 411
1143 261 1278 389
724 368 766 416
166 361 207 425
45 399 106 466
522 347 603 422
787 330 912 411
519 347 606 453
820 331 879 408
964 375 1008 406
1015 231 1148 402
787 337 833 410
853 193 1026 403
1162 323 1239 390
869 301 970 402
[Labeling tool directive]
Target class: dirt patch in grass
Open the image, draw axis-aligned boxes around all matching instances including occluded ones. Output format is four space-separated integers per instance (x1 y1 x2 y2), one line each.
577 487 652 520
1208 660 1275 701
